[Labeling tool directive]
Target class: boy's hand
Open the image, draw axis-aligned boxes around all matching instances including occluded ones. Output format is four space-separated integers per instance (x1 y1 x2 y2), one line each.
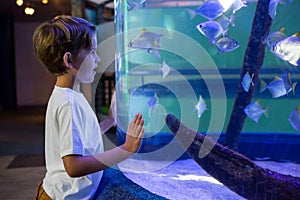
123 113 144 153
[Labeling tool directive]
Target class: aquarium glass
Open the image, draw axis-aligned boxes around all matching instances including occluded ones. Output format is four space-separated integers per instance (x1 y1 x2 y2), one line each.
113 0 300 162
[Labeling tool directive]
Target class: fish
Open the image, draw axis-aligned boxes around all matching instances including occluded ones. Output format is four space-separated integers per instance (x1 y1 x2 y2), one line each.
231 0 247 14
268 0 281 19
260 73 297 98
218 0 233 12
128 28 163 51
264 27 286 49
126 0 146 10
217 14 233 34
185 1 205 19
196 21 224 44
267 0 292 19
147 48 161 57
242 72 254 92
215 36 240 53
229 13 236 27
187 0 224 20
260 77 286 98
194 95 207 118
244 99 269 123
288 106 300 132
160 60 171 79
270 32 300 66
148 93 158 110
282 73 297 95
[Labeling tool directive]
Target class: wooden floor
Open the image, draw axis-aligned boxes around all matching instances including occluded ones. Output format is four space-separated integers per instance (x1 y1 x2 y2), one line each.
0 106 46 199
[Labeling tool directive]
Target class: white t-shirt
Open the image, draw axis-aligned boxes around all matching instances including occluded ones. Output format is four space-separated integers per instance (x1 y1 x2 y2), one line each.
43 86 104 199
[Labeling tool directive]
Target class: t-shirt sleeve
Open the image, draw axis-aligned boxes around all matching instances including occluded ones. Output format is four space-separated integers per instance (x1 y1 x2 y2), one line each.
57 103 84 157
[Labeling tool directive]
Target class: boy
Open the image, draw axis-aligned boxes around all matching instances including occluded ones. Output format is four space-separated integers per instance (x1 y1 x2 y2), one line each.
33 15 144 199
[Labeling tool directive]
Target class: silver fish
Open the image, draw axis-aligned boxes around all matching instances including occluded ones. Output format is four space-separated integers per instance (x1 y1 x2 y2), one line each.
128 29 163 53
217 14 233 34
195 95 207 118
160 60 171 79
215 36 240 53
242 72 254 92
260 73 297 98
288 106 300 132
271 32 300 66
282 73 297 95
189 0 224 20
232 0 247 14
229 13 236 27
186 1 205 19
244 99 269 123
268 0 293 19
147 48 161 57
126 0 146 10
264 27 286 48
196 21 224 43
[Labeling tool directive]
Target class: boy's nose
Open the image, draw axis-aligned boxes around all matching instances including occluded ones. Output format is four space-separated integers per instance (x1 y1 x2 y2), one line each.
96 55 101 63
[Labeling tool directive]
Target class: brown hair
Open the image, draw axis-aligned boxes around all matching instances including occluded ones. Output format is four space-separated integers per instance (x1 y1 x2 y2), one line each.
33 15 97 76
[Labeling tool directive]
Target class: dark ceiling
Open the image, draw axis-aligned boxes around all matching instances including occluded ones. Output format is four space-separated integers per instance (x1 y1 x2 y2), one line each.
0 0 71 22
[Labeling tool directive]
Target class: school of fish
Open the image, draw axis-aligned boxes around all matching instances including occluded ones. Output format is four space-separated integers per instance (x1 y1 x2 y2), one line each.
124 0 299 131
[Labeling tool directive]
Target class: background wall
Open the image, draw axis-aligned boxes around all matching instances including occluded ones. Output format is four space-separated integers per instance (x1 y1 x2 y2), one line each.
14 22 55 106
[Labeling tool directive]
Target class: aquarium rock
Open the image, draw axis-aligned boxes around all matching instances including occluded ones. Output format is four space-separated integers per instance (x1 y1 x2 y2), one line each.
166 114 300 200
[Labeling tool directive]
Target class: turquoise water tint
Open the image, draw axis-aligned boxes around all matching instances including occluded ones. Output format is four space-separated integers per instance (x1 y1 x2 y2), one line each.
114 0 300 137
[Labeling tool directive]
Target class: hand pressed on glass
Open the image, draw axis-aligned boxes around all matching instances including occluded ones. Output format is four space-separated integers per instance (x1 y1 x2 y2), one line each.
123 113 144 153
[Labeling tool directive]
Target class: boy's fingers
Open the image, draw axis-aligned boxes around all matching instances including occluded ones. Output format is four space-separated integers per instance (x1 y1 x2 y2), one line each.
136 118 144 130
133 114 138 123
127 123 133 135
127 113 144 137
140 118 144 126
133 113 142 124
138 128 144 139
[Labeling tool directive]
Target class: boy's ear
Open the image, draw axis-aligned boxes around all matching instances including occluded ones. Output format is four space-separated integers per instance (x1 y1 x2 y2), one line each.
63 52 73 68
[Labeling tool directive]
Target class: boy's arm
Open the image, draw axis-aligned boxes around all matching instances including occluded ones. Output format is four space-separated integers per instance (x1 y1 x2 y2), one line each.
99 117 115 133
63 113 144 178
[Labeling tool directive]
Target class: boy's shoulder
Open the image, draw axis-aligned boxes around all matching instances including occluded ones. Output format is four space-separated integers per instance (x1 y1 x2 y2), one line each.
49 86 83 106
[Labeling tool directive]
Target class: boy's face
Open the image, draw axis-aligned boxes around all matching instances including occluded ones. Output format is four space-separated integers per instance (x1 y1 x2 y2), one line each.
74 34 100 84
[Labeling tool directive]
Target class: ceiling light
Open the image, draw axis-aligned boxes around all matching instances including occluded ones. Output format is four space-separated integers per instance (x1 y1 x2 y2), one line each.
16 0 24 6
24 7 35 15
42 0 48 4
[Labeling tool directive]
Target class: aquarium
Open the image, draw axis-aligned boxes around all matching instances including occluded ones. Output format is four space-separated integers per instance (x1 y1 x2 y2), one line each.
113 0 300 162
109 0 300 199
